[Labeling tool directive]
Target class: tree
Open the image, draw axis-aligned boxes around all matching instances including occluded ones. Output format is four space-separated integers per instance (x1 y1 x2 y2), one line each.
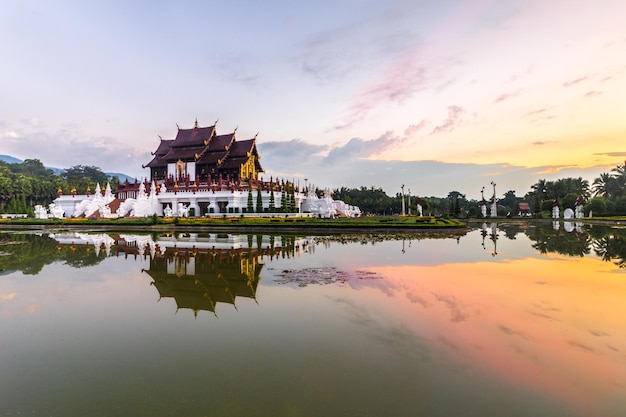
585 197 609 216
62 165 108 193
247 187 254 213
570 177 591 199
289 183 296 213
269 183 275 213
530 179 549 200
592 172 616 199
561 193 578 210
280 182 286 213
256 187 263 213
614 196 626 215
12 159 54 177
610 163 626 198
500 190 521 214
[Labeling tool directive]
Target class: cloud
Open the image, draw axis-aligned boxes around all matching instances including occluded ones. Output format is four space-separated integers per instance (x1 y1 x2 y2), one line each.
562 76 588 87
257 138 328 179
525 107 548 116
258 131 604 198
258 139 327 161
1 128 148 176
584 90 603 97
534 164 581 174
524 107 556 123
494 90 522 103
0 292 16 302
497 324 530 340
322 131 404 164
336 60 428 130
21 117 43 128
568 340 596 354
432 293 469 323
212 53 262 87
532 140 558 146
297 27 362 84
404 120 428 137
295 2 424 87
431 105 464 135
2 130 19 139
593 152 626 157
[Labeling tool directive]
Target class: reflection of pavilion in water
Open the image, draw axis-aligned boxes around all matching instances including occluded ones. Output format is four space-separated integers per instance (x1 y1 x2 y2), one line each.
142 245 262 317
50 232 309 316
49 232 117 256
119 233 309 316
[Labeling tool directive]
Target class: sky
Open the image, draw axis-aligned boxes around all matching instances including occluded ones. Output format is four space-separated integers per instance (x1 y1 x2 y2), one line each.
1 0 625 199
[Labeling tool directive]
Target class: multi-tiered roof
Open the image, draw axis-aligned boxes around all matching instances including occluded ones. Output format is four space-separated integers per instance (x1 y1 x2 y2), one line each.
145 120 263 182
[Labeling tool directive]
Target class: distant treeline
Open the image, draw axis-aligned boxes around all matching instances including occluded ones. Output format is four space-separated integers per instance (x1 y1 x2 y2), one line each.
2 158 626 217
334 162 626 217
0 159 119 214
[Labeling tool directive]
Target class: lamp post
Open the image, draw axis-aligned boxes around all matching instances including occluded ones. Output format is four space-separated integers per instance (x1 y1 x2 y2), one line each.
490 181 497 217
408 188 411 215
401 184 405 216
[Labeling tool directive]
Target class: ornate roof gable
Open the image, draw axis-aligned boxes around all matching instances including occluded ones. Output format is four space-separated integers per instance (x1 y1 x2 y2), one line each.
171 125 216 149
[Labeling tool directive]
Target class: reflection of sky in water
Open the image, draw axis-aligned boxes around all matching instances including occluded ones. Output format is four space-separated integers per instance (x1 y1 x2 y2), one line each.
360 257 626 416
1 225 626 416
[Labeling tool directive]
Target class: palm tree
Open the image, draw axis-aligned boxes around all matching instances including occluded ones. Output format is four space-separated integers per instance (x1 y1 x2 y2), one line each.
610 162 626 197
530 179 549 200
571 177 591 199
593 172 616 198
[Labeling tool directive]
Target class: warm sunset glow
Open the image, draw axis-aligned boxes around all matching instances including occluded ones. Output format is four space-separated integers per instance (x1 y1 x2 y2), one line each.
365 256 626 414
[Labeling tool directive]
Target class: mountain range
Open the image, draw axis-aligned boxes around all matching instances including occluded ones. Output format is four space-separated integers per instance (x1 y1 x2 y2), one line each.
0 154 133 183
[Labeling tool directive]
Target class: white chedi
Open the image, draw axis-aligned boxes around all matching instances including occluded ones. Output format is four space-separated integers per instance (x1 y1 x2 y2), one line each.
116 181 161 217
300 185 360 218
34 203 65 219
73 182 115 217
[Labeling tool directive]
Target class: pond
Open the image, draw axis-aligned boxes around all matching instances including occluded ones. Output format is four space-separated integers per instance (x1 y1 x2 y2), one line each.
1 222 625 417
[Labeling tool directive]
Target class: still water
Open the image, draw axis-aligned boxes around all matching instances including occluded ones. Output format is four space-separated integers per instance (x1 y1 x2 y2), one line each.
1 223 625 417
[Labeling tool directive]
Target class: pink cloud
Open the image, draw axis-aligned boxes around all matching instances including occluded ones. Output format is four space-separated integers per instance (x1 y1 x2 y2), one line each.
494 90 523 103
336 57 427 130
562 76 588 87
404 120 428 137
525 107 548 116
431 105 464 135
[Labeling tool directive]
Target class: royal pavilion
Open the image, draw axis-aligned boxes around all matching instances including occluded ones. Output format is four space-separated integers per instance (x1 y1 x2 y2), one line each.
51 120 361 219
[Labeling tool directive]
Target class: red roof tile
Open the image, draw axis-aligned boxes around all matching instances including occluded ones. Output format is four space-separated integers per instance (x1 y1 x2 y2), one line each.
208 133 234 150
171 126 215 148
